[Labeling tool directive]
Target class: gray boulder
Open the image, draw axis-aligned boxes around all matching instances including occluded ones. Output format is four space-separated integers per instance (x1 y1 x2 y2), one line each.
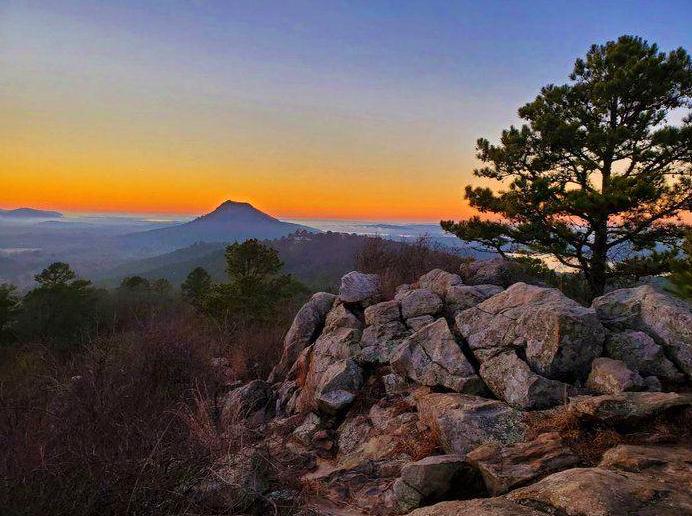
359 320 410 364
586 357 644 394
315 358 364 414
396 288 443 319
456 282 605 381
444 284 503 314
364 300 401 326
418 269 463 297
269 292 336 382
323 302 363 333
339 271 381 305
479 350 576 409
606 330 683 382
220 380 273 426
391 318 482 393
592 285 692 378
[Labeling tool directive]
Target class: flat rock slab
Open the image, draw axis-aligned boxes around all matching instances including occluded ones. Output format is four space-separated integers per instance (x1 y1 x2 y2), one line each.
568 391 692 423
467 432 580 495
408 498 545 516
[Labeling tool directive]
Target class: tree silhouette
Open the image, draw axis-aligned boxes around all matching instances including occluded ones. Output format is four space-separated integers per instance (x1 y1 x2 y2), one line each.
442 36 692 298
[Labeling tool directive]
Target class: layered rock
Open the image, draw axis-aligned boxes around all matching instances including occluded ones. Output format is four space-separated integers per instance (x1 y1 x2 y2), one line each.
586 357 644 394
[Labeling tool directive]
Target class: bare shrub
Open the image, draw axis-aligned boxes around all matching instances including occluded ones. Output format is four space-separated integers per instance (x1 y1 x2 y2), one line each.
355 237 470 298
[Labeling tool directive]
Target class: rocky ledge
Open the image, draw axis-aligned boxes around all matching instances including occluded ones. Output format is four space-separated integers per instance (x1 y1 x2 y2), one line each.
210 263 692 515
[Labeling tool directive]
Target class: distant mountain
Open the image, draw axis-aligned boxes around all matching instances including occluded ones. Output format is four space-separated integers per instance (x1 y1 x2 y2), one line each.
0 208 63 219
120 200 315 251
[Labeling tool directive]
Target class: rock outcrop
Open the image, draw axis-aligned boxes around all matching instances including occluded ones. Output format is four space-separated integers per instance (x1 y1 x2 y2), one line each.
218 267 692 515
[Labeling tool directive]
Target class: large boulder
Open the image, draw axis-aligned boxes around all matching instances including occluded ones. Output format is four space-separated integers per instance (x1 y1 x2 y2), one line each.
339 271 381 305
456 283 605 381
444 284 503 315
605 330 683 382
364 300 401 326
388 454 475 514
418 269 463 297
323 302 363 333
459 257 522 287
315 358 364 414
359 321 410 364
586 357 644 394
416 392 527 455
406 315 435 331
391 318 482 393
592 285 692 378
466 432 580 495
220 380 273 427
479 350 577 409
269 292 336 382
396 288 444 319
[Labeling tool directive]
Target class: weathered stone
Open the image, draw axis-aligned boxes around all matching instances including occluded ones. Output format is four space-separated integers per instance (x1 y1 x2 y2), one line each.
409 498 545 516
479 350 576 409
389 454 472 513
605 329 684 382
586 357 645 394
592 285 692 378
364 300 401 326
359 321 409 364
269 292 336 382
599 443 692 473
315 358 363 414
220 380 272 426
466 432 580 495
337 414 372 456
568 391 692 423
444 284 503 314
406 315 435 331
507 466 692 515
382 373 410 397
460 257 520 287
339 271 381 305
391 318 482 393
456 282 605 381
323 302 363 333
292 413 321 446
418 268 463 297
397 288 444 319
416 392 527 455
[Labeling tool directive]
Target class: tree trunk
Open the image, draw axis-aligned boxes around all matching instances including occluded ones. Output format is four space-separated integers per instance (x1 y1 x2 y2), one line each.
589 226 608 299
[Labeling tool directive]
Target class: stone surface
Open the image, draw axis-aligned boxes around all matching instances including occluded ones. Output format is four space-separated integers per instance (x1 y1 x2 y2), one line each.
466 432 580 495
459 258 519 287
406 315 435 331
568 391 692 423
364 300 401 326
292 413 321 446
586 357 644 394
382 373 410 397
456 283 605 382
599 443 692 473
323 302 363 333
391 318 482 392
397 288 444 319
592 285 692 378
315 358 363 414
339 271 382 305
409 498 545 516
479 350 576 409
220 380 272 426
336 414 373 456
359 320 410 364
269 292 336 382
389 454 471 513
606 329 684 382
418 268 463 297
507 465 692 515
416 392 527 455
444 284 503 314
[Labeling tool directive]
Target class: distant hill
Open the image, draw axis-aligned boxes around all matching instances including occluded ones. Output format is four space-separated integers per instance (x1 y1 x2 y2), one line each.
97 231 372 290
0 208 63 219
120 200 314 252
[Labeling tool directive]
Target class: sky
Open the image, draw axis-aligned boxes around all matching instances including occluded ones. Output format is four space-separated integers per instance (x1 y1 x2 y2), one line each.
2 0 691 221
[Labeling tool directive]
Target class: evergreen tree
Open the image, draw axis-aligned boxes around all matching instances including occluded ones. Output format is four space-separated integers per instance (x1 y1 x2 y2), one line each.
0 283 20 344
442 36 692 298
181 267 212 307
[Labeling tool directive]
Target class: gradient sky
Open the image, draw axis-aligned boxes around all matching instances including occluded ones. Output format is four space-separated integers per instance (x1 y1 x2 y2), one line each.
2 1 691 220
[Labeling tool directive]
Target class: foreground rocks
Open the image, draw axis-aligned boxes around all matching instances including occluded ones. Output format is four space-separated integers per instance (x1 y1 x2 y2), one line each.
214 266 691 515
